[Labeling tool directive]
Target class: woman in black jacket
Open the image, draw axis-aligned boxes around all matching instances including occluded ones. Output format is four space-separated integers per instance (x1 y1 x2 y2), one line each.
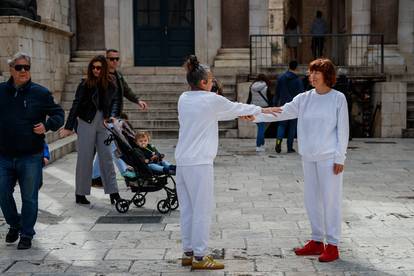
60 55 122 205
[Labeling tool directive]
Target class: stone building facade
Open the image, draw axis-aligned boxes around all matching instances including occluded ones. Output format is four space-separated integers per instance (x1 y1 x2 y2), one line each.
0 0 71 103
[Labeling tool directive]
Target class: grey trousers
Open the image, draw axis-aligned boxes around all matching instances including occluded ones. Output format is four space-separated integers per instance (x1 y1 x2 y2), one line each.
75 112 118 195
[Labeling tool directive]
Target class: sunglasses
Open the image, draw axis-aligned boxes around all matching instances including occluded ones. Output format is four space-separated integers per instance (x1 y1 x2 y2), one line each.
14 64 31 72
91 65 102 71
108 57 120 61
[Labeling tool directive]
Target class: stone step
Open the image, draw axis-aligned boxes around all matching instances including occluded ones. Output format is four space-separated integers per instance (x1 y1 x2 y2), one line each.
63 82 192 92
48 135 77 164
122 110 178 120
128 119 237 129
141 128 238 139
215 53 250 60
61 90 236 102
402 128 414 137
214 59 250 68
61 100 180 110
217 48 249 54
45 131 60 144
64 74 188 84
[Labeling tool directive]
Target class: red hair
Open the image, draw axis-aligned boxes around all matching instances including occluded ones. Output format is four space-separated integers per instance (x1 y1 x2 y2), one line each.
308 58 336 87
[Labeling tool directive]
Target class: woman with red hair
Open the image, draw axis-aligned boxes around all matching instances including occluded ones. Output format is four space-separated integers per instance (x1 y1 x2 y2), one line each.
255 58 349 262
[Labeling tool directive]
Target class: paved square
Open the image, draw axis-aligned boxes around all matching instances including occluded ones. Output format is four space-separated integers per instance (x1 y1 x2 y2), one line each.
0 138 413 275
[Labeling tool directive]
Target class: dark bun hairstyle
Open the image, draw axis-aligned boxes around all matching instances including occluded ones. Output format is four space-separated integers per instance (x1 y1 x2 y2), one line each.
184 55 210 89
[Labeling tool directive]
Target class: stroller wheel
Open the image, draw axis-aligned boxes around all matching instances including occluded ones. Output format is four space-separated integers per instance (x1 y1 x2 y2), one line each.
170 197 179 210
157 199 170 214
132 193 146 207
115 199 130 213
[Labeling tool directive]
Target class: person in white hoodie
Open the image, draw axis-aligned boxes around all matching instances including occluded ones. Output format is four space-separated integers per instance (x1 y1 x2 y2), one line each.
247 74 271 152
175 55 278 270
255 58 349 262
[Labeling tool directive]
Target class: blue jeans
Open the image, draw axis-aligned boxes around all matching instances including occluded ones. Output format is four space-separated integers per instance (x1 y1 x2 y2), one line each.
276 119 297 151
256 123 266 147
0 153 43 238
92 141 128 178
148 160 172 173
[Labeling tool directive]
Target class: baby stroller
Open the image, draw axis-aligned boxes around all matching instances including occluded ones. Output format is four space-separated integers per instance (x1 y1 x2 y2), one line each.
104 120 178 214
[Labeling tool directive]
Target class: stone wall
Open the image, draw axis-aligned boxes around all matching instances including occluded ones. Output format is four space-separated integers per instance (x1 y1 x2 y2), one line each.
0 16 72 103
238 82 257 138
372 82 407 137
37 0 70 32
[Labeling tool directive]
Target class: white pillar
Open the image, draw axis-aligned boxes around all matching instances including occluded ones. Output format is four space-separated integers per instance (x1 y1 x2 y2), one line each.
105 0 120 52
194 0 208 64
398 0 414 54
119 0 134 67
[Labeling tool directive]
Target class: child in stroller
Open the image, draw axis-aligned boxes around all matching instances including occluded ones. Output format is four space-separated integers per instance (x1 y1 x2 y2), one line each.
135 131 176 175
105 120 178 214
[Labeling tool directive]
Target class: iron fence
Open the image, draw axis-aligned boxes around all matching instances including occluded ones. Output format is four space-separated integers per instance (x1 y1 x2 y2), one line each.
250 33 384 76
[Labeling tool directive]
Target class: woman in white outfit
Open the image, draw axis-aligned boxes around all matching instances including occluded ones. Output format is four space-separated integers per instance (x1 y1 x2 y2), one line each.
175 55 278 270
255 58 349 262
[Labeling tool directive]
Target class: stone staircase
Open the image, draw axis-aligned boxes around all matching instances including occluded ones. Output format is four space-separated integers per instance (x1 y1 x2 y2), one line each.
45 131 77 163
60 63 240 139
214 48 250 68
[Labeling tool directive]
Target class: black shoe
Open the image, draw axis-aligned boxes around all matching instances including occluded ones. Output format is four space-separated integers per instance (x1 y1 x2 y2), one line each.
17 237 32 250
287 148 296 153
76 195 90 204
275 139 282 153
110 193 121 204
5 227 20 243
91 177 103 188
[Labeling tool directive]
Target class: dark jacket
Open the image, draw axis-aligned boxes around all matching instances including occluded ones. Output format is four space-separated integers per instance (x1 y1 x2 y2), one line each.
64 80 121 130
273 70 304 106
0 78 64 157
114 71 139 112
137 144 163 162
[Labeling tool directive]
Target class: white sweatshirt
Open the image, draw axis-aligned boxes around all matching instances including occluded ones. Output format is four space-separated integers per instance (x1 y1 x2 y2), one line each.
255 89 349 164
175 91 262 166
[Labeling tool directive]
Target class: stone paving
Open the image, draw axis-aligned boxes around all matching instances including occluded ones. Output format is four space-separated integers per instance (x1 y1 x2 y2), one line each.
1 138 414 275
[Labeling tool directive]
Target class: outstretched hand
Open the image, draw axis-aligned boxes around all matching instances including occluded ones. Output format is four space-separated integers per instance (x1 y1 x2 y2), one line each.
262 107 282 116
239 115 256 121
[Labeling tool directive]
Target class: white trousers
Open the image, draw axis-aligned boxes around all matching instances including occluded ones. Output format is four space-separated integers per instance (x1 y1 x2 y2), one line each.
303 158 343 245
176 164 214 257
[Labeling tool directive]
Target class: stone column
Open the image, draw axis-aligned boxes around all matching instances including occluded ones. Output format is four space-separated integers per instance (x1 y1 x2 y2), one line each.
119 0 134 67
398 0 414 54
221 0 249 48
76 0 105 50
195 0 208 64
348 0 371 66
104 0 120 52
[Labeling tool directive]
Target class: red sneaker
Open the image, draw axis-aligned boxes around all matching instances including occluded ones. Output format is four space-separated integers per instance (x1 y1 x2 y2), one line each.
294 240 325 256
318 244 339 262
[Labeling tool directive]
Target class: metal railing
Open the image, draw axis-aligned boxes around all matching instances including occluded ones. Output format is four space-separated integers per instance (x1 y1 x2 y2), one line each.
249 33 384 76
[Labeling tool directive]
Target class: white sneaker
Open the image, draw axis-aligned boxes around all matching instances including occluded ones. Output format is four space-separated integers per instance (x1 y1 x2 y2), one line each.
256 146 265 152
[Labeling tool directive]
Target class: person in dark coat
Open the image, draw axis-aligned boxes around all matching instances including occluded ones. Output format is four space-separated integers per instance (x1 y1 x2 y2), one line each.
273 60 304 153
0 52 64 249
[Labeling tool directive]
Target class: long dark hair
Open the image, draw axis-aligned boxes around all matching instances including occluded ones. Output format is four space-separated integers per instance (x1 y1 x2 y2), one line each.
286 17 297 30
183 55 210 90
255 73 271 87
85 55 113 90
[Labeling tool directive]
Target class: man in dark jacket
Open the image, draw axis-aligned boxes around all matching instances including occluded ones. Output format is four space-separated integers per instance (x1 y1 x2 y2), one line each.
273 60 304 153
91 49 148 186
0 52 64 249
